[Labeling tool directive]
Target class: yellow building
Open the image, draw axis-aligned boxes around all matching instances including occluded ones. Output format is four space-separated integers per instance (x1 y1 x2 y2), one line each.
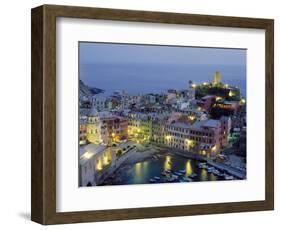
212 71 221 86
127 114 152 143
86 106 101 144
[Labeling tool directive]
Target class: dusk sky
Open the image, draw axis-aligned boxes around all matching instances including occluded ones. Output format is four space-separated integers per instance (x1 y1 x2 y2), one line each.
79 42 246 96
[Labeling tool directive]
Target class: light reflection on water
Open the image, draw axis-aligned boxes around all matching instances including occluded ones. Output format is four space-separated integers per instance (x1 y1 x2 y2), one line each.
164 155 171 171
200 169 208 181
185 160 193 176
102 153 224 185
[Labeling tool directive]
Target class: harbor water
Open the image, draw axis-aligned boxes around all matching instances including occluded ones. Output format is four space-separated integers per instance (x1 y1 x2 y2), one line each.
101 152 228 186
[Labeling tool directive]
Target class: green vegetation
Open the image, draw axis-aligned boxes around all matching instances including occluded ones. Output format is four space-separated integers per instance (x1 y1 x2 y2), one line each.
195 85 240 101
116 149 123 157
210 105 234 119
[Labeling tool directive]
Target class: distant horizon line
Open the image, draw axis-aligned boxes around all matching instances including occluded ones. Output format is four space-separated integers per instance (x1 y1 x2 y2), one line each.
81 62 246 67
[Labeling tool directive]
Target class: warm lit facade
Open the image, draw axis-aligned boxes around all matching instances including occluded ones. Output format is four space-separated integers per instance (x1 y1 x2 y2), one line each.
165 116 231 156
212 101 240 114
86 108 102 144
127 113 152 142
86 106 128 145
79 118 87 145
101 116 128 143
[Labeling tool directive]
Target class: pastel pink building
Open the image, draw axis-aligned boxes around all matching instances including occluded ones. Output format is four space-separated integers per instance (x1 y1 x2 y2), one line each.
165 116 231 157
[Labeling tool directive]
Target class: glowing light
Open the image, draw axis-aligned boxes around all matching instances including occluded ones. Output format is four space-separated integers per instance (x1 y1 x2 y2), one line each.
201 150 206 155
135 162 141 177
186 139 193 146
103 154 110 165
228 90 235 97
96 159 102 171
224 84 229 88
216 96 222 101
186 139 194 151
165 135 171 140
83 151 94 160
203 82 208 86
191 83 197 88
240 98 246 104
186 160 193 175
79 140 86 145
189 115 196 121
164 155 171 171
211 145 217 152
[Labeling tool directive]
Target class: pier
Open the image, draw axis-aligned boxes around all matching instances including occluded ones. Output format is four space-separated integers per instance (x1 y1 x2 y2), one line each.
207 160 246 179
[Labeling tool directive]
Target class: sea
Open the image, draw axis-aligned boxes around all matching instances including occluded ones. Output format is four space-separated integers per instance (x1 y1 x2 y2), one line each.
80 63 246 98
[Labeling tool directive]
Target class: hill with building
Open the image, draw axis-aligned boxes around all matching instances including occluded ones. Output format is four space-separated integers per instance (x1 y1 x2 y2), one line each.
79 80 104 107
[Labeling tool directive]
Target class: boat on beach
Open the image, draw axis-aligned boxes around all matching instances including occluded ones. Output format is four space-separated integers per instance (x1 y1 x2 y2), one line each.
214 169 225 177
212 169 220 175
181 176 192 182
166 177 177 182
174 171 183 176
224 175 235 180
198 162 208 169
189 173 197 178
207 167 216 173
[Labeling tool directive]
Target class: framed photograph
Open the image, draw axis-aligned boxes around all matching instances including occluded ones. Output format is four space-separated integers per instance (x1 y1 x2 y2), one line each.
31 4 274 224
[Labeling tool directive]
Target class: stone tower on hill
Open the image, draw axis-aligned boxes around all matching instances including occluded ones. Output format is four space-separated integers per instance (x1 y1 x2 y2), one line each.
213 71 221 85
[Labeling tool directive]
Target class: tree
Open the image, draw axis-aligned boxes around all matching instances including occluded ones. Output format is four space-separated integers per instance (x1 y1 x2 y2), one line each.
116 149 122 157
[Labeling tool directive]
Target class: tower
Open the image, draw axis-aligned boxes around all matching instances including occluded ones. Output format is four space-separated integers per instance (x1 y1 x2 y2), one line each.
187 80 195 100
213 71 221 86
86 105 101 143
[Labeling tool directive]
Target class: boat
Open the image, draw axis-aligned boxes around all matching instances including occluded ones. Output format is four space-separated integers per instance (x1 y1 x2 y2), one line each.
198 165 204 169
189 173 197 178
149 179 157 183
178 169 186 174
154 176 160 180
225 175 235 180
198 162 208 169
182 176 192 182
212 169 220 175
214 170 224 177
174 172 183 176
198 162 207 167
171 174 179 179
166 177 177 182
207 167 215 173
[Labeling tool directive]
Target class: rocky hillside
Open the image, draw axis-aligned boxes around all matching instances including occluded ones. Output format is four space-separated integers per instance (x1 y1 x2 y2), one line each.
79 80 104 102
